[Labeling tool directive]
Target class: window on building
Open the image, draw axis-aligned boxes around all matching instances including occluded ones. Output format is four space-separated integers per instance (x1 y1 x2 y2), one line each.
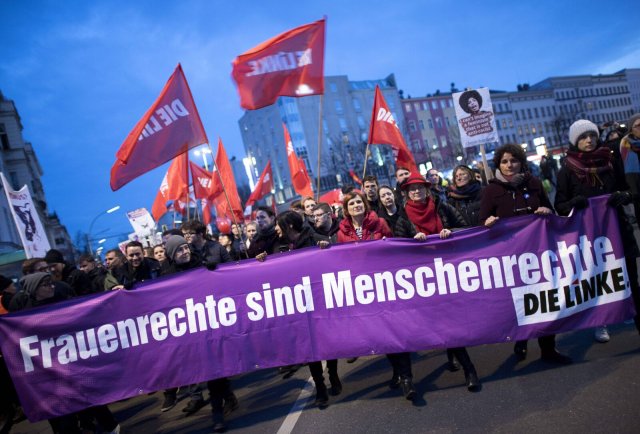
9 172 19 190
419 120 425 130
440 136 448 147
435 117 442 128
534 108 539 118
329 82 337 93
515 111 520 120
502 119 507 129
405 103 412 112
445 117 450 126
352 98 361 112
448 99 453 107
431 101 437 109
521 109 527 119
339 118 348 131
357 116 366 130
335 100 344 114
408 120 416 132
414 102 421 111
527 108 532 119
422 102 429 110
509 118 514 128
440 100 446 109
0 124 9 150
428 119 433 129
531 124 537 134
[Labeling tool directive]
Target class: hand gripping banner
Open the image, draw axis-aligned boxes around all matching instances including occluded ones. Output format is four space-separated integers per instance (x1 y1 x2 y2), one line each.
0 197 634 421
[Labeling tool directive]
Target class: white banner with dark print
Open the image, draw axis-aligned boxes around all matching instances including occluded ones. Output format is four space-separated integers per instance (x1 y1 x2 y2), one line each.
1 172 51 258
453 87 499 148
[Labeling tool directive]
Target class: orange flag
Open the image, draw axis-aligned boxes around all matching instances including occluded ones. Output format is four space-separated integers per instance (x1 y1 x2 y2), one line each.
110 64 207 191
213 138 243 220
368 85 418 174
245 161 274 207
284 123 314 197
150 153 189 221
231 19 326 110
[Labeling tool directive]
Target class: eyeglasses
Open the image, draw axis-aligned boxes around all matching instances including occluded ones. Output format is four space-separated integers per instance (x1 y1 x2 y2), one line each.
313 212 329 220
182 232 197 237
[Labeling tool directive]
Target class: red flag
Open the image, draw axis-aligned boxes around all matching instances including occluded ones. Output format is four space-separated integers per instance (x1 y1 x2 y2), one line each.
231 19 325 110
201 198 212 225
245 161 274 207
368 85 419 174
189 161 223 199
150 153 189 221
284 123 314 197
348 169 363 186
110 64 208 190
319 188 343 205
212 138 243 220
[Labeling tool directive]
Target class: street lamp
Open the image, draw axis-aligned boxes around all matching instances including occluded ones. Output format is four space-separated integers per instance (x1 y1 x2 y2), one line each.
194 147 212 171
88 205 120 255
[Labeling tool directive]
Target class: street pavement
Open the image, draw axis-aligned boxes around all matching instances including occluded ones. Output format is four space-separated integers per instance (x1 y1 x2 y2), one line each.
10 322 640 434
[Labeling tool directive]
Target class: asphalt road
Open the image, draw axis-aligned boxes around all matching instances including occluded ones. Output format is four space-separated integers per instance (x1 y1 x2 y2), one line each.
10 321 639 434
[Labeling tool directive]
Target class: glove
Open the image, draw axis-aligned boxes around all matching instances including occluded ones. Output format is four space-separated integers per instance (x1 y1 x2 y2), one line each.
205 261 218 271
607 191 632 207
569 195 589 210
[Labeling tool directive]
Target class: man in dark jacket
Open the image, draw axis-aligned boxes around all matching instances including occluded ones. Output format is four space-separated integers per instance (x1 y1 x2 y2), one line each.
160 236 238 432
44 249 94 296
312 202 341 243
78 254 107 294
181 220 231 265
112 241 161 289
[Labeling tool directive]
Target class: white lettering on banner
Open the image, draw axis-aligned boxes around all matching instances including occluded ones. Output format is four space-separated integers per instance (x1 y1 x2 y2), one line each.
246 49 312 77
137 99 190 141
14 234 631 374
376 108 399 128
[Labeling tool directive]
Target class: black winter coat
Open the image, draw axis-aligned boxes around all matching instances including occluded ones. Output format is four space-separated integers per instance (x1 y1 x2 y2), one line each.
447 186 483 227
479 175 552 223
377 207 417 238
112 258 161 289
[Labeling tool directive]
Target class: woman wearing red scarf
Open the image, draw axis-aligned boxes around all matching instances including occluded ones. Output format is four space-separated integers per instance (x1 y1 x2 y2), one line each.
400 174 481 392
479 143 572 365
555 119 640 343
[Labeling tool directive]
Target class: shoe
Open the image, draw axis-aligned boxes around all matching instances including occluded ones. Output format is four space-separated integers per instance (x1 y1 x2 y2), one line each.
346 357 358 363
161 393 177 412
329 374 342 396
389 374 401 389
464 368 481 391
447 359 461 372
211 408 226 433
223 394 239 416
400 378 416 401
514 340 528 361
314 384 329 408
594 326 610 343
540 350 572 365
183 399 206 415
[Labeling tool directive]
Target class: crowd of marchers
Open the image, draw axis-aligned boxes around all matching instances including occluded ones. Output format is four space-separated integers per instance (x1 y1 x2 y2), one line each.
1 115 640 434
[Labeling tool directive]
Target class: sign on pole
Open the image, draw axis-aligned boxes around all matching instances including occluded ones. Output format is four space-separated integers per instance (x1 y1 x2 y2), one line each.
452 87 499 148
0 172 51 258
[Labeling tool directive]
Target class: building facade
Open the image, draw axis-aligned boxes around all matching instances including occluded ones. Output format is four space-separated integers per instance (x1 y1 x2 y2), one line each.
0 91 75 264
239 74 408 203
401 70 639 172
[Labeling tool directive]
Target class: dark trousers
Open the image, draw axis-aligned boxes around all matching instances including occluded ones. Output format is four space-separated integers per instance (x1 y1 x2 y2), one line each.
308 359 338 384
386 352 412 379
446 347 476 371
207 377 232 410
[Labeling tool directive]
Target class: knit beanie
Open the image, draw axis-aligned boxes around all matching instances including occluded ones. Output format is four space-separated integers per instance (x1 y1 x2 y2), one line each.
0 275 12 291
19 272 50 298
44 249 65 265
165 235 188 262
569 120 599 146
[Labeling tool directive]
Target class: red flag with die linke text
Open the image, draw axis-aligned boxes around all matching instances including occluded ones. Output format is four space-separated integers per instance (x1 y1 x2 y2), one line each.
231 19 325 110
110 64 207 191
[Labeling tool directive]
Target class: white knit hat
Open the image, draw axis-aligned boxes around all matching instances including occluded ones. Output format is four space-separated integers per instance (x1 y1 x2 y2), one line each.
568 119 599 146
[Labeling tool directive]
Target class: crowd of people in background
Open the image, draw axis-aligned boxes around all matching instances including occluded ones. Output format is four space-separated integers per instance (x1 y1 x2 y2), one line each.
1 115 640 433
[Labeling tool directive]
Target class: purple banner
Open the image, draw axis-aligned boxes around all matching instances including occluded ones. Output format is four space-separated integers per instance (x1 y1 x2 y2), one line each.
0 196 635 421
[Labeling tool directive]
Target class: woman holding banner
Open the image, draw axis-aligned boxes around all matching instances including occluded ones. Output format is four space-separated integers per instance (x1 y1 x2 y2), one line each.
447 165 484 227
554 119 640 343
259 211 341 408
479 143 572 364
400 174 481 392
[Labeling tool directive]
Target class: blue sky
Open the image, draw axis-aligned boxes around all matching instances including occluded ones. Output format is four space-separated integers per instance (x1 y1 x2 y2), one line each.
1 0 639 249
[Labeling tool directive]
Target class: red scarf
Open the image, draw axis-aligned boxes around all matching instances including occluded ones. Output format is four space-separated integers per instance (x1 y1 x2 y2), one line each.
404 198 443 235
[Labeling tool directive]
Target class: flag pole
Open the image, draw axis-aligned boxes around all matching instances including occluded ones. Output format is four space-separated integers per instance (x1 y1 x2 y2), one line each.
207 142 249 259
185 148 191 222
479 143 494 181
315 95 324 201
362 143 371 180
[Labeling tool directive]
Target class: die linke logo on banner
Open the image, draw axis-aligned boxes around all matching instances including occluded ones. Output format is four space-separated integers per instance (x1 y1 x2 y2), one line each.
245 49 313 78
137 99 191 141
197 176 211 189
377 107 398 127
